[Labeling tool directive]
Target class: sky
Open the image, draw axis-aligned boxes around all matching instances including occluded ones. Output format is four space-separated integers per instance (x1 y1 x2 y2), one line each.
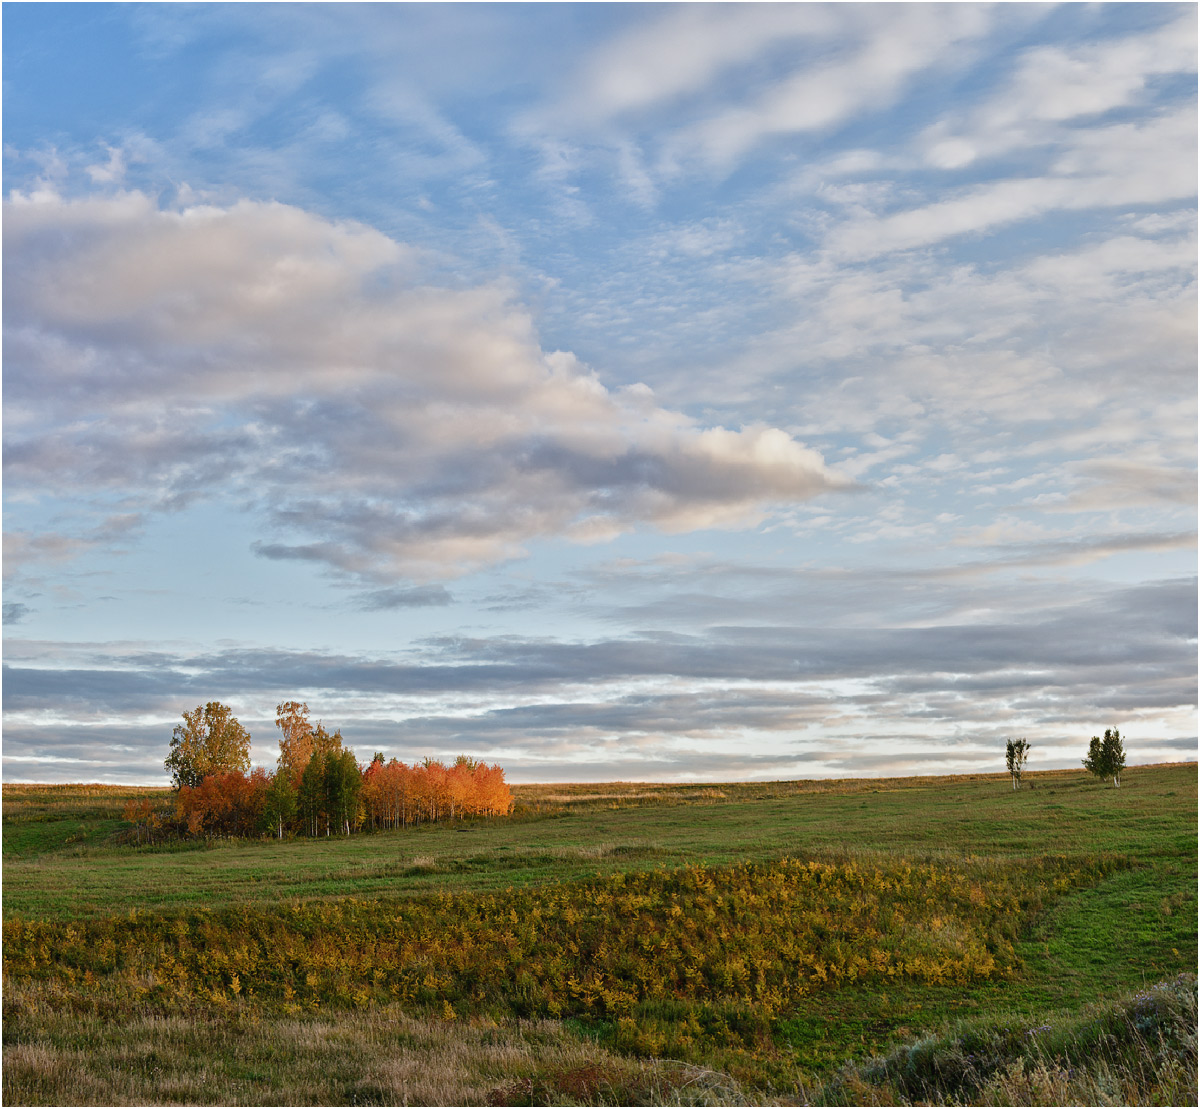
3 2 1196 785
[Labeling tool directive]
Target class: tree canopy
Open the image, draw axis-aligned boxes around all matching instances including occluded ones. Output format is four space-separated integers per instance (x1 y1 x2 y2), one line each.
275 700 314 780
164 702 251 789
1005 738 1031 790
276 701 344 784
1084 727 1127 787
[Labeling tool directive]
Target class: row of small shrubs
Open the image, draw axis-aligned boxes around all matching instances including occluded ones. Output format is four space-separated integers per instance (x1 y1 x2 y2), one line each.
5 854 1125 1032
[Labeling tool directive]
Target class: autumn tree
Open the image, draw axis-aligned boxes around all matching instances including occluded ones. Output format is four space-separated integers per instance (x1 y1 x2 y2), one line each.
449 756 478 819
475 762 514 816
122 798 155 844
275 701 314 782
423 758 451 823
1005 738 1031 791
165 702 251 789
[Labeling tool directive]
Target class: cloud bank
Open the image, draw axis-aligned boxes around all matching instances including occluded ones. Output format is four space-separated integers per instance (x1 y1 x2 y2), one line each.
5 190 849 584
4 574 1193 782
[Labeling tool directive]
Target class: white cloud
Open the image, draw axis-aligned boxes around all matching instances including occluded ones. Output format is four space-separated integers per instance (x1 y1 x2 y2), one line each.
546 4 839 127
920 7 1198 168
829 105 1196 260
4 190 852 582
518 3 1003 188
676 4 996 170
85 145 127 185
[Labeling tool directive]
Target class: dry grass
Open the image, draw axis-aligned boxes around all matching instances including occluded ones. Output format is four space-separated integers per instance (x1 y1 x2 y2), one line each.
3 783 170 809
7 974 1193 1106
817 972 1198 1107
2 979 745 1106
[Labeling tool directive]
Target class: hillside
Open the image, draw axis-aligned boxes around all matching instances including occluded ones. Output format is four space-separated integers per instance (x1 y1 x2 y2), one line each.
3 764 1196 1105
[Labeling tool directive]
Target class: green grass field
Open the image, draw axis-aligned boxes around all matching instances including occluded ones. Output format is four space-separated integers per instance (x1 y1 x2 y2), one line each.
3 764 1196 1105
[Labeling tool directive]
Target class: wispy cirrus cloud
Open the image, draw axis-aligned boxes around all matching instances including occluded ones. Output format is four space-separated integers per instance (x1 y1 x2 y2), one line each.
827 105 1197 260
920 6 1197 168
525 2 1005 178
672 3 998 171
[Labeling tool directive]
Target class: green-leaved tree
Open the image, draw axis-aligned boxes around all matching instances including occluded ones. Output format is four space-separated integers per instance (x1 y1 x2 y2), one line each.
1084 727 1127 787
324 748 362 836
262 770 297 839
165 702 251 789
1101 727 1126 788
1005 738 1031 790
298 754 326 836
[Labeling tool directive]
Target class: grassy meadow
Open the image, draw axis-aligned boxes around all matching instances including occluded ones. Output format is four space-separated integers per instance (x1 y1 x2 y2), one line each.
3 764 1196 1105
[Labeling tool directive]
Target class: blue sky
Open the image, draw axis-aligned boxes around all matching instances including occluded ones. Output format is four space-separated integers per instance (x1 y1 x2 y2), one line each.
3 2 1196 784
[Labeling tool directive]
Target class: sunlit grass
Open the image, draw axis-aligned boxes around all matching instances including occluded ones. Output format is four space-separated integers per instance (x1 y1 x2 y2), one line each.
4 765 1193 920
3 764 1195 1104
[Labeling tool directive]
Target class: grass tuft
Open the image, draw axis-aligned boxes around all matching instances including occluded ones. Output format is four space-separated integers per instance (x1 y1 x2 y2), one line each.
817 973 1197 1106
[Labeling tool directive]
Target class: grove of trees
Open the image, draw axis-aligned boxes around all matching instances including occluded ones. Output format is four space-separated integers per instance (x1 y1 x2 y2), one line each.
151 701 513 841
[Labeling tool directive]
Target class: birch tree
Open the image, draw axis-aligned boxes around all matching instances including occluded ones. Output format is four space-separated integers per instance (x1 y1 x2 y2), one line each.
1084 728 1127 787
1005 738 1030 790
275 701 314 782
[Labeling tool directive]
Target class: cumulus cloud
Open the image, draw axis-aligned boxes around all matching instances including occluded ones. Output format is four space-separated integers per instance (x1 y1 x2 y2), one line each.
4 189 851 582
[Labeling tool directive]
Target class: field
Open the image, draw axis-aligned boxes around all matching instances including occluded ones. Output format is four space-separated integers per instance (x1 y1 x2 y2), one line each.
3 764 1196 1105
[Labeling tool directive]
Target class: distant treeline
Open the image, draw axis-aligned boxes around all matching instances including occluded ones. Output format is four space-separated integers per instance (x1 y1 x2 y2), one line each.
125 700 513 841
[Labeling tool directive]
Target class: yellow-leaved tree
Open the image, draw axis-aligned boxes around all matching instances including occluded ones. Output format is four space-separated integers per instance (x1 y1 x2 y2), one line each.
275 700 314 783
164 702 251 789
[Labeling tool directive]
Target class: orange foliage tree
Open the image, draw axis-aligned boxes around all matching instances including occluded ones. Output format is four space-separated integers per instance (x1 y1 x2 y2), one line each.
361 755 513 828
174 768 269 838
160 697 512 840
